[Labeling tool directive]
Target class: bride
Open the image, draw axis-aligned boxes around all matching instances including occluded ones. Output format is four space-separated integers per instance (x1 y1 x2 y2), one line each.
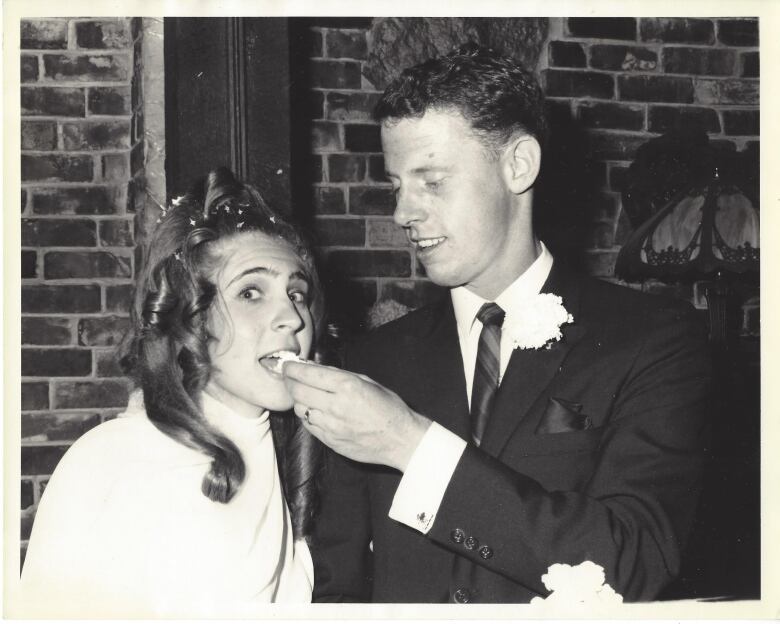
19 168 325 617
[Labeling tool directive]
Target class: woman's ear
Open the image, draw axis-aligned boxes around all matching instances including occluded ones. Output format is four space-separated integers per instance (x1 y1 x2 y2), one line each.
502 134 542 195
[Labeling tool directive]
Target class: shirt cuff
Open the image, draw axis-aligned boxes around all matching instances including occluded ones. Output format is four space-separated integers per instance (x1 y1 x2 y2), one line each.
388 422 467 534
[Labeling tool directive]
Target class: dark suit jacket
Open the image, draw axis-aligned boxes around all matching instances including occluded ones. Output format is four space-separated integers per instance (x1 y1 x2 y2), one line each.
311 262 711 603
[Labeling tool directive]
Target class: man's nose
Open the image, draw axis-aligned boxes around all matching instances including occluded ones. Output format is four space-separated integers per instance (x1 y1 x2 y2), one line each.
392 187 425 227
271 297 305 333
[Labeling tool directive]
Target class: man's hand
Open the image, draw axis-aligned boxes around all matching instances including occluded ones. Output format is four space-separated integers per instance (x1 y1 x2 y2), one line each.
282 361 431 472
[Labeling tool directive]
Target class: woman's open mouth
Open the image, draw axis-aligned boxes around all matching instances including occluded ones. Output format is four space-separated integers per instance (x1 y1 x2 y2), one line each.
258 350 306 375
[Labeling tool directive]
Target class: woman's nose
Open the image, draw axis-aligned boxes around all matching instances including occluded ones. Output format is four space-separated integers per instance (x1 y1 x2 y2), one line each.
271 297 305 333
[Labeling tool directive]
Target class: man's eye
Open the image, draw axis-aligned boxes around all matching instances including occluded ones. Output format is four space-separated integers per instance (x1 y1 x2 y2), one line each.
425 179 443 191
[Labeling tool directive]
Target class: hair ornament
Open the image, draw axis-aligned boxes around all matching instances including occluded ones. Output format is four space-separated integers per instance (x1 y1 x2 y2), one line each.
237 221 245 229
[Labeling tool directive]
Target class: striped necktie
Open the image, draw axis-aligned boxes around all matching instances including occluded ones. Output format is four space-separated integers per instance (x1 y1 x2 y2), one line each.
470 302 505 446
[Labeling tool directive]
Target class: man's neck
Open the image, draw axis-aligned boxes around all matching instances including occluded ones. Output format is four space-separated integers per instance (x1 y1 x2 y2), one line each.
462 237 542 301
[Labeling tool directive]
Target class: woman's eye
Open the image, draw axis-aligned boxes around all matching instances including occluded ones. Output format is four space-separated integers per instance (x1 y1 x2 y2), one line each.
239 287 262 301
288 290 308 304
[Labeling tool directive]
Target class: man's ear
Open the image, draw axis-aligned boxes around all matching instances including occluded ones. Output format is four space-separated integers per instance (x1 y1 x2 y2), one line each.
502 135 541 195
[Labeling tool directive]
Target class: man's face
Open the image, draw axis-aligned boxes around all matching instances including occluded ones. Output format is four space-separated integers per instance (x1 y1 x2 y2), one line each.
382 108 526 300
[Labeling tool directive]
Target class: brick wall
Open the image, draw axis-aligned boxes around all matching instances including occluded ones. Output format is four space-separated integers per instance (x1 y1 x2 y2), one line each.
297 17 759 336
20 18 143 563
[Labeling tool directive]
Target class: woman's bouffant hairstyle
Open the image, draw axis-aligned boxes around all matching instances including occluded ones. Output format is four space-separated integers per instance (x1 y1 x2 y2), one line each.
374 42 549 153
119 167 325 540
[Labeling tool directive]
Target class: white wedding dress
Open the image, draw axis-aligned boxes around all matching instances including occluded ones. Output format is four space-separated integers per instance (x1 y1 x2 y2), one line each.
18 390 312 617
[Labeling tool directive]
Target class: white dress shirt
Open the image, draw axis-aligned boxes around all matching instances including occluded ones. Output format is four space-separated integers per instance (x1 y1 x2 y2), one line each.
18 391 313 617
389 242 554 533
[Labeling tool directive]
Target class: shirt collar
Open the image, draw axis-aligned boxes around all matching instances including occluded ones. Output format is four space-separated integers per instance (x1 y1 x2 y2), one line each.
451 240 554 337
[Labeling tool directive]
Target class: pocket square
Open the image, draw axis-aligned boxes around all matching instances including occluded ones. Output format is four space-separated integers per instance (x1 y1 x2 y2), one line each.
535 397 593 434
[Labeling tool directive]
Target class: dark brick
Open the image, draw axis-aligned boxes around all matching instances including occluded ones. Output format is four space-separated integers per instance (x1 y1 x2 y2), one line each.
53 379 129 409
304 90 324 119
21 20 68 49
544 70 614 99
21 56 39 82
694 79 758 105
95 349 124 377
21 480 34 509
613 209 632 246
21 445 69 475
21 512 34 541
380 280 446 310
723 110 759 136
106 284 134 313
586 131 647 161
62 121 131 150
590 45 657 71
368 155 387 182
22 189 29 213
43 54 130 82
22 250 37 278
301 28 323 56
21 155 93 183
619 75 694 103
549 41 586 68
545 99 574 125
99 219 134 246
586 193 620 221
311 122 342 151
344 124 382 152
297 17 373 29
609 165 630 192
367 219 408 247
88 86 131 115
102 153 130 181
710 139 737 152
579 102 644 131
44 251 132 279
32 186 121 215
309 59 361 89
741 52 759 78
22 412 102 442
76 20 132 49
314 187 346 214
328 154 366 182
640 18 714 44
78 316 130 346
584 250 618 277
21 121 57 151
130 142 144 177
327 250 411 278
22 317 73 346
717 19 758 46
648 105 721 134
314 217 366 246
21 87 85 116
22 348 92 377
326 30 367 59
567 17 636 40
326 91 381 122
22 382 49 410
663 48 736 76
349 186 396 216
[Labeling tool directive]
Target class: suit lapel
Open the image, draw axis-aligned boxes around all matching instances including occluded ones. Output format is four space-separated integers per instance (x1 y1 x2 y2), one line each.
408 297 471 440
479 263 588 456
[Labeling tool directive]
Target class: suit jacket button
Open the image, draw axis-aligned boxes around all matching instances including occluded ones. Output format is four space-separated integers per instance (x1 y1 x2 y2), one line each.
450 529 465 543
464 536 479 550
453 587 471 603
479 545 493 559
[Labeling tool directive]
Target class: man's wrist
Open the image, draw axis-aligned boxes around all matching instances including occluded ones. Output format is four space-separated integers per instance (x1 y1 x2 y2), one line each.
393 411 432 472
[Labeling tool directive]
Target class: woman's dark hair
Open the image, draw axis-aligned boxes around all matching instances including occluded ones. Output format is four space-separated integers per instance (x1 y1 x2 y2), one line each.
119 167 325 540
374 42 549 153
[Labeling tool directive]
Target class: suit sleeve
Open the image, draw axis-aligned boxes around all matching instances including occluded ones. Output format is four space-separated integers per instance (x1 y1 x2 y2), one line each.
425 303 711 601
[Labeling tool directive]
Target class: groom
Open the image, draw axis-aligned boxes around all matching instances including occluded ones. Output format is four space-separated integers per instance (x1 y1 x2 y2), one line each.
283 44 710 603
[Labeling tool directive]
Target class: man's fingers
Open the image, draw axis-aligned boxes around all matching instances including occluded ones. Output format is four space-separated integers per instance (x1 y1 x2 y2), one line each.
286 378 335 413
281 360 352 391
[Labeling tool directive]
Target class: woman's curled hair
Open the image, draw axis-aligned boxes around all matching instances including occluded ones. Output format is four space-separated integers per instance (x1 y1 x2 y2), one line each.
119 167 325 540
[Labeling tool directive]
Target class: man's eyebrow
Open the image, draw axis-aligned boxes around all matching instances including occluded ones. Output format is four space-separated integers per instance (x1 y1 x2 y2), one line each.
385 166 453 177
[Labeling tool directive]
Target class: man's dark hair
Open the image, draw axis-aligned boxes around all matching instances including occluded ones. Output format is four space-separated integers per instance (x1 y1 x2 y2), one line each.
374 42 548 152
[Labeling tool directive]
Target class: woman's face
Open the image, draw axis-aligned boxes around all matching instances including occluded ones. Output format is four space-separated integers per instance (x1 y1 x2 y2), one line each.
204 231 315 417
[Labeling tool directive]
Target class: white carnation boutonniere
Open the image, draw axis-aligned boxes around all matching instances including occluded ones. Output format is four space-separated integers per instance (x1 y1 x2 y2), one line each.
504 293 574 350
530 561 623 607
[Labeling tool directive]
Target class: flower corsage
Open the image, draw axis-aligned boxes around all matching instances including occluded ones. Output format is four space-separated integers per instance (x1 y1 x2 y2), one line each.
504 294 574 350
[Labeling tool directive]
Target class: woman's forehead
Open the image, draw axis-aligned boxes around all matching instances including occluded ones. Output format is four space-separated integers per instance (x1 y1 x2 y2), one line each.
215 231 305 279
